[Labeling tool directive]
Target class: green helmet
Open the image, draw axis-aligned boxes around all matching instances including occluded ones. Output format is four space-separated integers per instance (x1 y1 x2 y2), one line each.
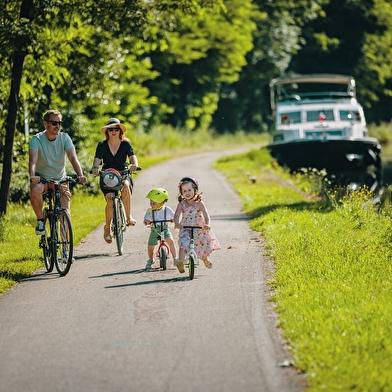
146 188 169 203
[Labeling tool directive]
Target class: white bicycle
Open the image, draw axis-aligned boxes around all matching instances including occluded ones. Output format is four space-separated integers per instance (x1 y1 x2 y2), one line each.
182 226 203 280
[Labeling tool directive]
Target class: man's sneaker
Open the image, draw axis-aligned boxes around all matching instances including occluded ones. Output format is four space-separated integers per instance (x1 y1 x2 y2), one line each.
176 260 185 273
61 250 75 263
145 259 154 269
35 220 45 235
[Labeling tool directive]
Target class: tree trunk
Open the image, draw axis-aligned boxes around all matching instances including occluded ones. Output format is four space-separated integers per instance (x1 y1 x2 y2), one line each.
0 0 34 216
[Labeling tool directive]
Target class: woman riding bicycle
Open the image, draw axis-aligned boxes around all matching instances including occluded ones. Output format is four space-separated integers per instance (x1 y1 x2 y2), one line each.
91 118 139 244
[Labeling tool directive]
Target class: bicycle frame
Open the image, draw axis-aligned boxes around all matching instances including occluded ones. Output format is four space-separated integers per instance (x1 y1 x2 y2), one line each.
39 176 77 276
150 219 172 270
94 167 141 256
111 188 127 255
182 226 203 280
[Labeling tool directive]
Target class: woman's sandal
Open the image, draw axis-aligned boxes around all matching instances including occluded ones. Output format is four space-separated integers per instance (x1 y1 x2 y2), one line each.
126 216 136 226
104 225 112 244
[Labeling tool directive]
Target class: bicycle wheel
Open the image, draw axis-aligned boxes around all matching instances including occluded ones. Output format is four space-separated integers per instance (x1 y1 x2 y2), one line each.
53 210 73 276
188 254 195 280
113 197 124 255
160 246 167 270
40 210 54 272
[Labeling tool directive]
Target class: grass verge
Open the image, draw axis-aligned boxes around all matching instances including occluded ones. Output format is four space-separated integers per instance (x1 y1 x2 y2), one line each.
215 147 392 392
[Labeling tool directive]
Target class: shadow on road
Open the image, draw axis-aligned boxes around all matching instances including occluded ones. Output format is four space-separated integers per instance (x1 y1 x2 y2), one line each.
89 268 146 279
76 253 112 260
105 276 191 289
210 213 249 221
22 271 62 282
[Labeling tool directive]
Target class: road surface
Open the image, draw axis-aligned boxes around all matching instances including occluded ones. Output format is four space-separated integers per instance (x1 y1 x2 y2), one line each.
0 150 305 392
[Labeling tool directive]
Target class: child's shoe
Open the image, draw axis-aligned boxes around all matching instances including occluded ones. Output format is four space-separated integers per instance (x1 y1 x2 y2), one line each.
175 260 185 273
202 258 212 269
145 259 154 269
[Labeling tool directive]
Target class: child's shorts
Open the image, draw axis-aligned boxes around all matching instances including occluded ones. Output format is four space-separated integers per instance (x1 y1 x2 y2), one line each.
148 228 173 246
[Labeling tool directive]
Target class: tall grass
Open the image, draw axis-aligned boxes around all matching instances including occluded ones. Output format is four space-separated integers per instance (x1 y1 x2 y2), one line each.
215 148 392 391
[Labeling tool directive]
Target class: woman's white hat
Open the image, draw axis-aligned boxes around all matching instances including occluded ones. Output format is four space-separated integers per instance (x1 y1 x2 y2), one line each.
101 118 126 134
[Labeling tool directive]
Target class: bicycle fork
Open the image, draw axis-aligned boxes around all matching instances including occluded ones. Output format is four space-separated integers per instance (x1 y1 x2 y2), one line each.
185 239 199 266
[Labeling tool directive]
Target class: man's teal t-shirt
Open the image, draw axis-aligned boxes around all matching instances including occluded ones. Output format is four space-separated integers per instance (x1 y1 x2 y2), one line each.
29 131 74 180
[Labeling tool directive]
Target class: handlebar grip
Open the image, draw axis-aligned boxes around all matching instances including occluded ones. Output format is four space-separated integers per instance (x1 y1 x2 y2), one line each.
89 167 142 175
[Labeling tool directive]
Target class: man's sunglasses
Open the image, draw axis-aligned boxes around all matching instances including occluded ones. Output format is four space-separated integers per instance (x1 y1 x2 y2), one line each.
46 120 63 126
108 128 120 132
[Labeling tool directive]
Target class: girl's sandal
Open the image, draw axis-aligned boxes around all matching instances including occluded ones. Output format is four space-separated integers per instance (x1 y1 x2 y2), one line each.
202 258 212 269
104 235 112 244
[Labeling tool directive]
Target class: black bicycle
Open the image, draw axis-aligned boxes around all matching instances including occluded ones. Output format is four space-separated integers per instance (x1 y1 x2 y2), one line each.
39 176 78 276
94 167 141 255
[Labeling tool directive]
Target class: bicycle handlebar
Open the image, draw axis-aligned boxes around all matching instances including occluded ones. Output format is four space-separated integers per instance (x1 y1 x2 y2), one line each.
40 176 80 186
89 167 142 175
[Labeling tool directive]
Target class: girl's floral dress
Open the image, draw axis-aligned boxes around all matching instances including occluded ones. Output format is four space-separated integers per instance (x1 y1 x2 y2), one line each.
178 200 220 259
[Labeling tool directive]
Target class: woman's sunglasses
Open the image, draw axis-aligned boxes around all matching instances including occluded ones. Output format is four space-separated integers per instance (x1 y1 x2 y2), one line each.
108 128 120 132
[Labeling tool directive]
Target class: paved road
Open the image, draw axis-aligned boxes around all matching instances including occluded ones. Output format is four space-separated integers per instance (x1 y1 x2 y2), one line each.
0 150 305 392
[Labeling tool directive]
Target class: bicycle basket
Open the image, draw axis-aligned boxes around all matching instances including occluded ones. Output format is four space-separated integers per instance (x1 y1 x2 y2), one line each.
102 168 123 191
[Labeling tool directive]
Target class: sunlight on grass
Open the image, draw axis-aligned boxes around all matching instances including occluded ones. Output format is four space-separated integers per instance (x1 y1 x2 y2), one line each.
0 192 104 294
215 147 392 391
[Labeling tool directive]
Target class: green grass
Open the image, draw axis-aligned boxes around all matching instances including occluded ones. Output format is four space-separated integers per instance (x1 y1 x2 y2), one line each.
0 192 105 293
215 148 392 392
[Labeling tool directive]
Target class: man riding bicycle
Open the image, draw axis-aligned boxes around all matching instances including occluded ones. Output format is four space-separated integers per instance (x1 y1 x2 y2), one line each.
29 109 86 235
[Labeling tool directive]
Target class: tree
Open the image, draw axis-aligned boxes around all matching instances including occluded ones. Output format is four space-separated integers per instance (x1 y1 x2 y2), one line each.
0 0 34 215
142 0 257 130
212 0 329 133
0 0 224 214
289 0 392 123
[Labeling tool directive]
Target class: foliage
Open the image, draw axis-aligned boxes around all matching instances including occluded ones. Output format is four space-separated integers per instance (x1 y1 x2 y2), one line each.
212 0 329 133
143 0 258 130
368 122 392 144
289 0 392 124
3 0 392 213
